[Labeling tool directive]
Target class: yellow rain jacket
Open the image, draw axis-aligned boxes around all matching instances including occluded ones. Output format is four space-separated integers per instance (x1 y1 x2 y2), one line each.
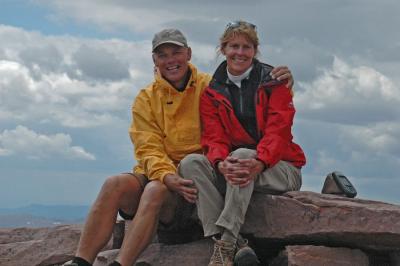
130 63 211 182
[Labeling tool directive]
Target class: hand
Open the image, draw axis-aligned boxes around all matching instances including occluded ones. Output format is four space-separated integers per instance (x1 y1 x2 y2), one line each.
218 157 250 187
235 158 265 187
270 65 293 88
163 174 197 203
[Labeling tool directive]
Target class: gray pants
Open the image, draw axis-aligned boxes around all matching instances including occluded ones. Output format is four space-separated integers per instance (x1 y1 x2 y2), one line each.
178 148 302 238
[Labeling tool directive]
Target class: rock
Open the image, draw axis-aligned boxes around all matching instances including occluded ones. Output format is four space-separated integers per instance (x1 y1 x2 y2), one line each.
94 249 119 266
2 191 400 265
242 191 400 251
94 239 213 266
112 220 125 249
269 245 369 266
0 224 82 266
137 238 212 266
0 227 52 244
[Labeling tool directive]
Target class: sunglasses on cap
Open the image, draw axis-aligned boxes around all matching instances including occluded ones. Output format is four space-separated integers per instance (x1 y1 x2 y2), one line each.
225 21 257 31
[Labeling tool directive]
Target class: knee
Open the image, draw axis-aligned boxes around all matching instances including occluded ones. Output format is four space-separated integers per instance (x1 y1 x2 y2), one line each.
101 174 125 194
179 153 208 176
231 148 256 159
101 174 141 198
140 181 169 210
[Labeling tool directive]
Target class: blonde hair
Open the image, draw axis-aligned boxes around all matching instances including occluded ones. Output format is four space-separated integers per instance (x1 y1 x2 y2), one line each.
219 20 259 56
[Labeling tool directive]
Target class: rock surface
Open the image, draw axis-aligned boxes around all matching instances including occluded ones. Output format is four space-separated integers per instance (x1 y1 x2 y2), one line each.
1 191 400 265
94 239 213 266
269 245 369 266
243 191 400 251
0 225 82 266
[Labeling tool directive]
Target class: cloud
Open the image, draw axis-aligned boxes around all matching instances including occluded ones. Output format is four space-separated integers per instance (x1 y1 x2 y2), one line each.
339 122 400 157
293 57 400 182
1 1 399 206
34 0 190 33
0 25 155 128
296 57 400 125
72 45 130 81
0 126 95 160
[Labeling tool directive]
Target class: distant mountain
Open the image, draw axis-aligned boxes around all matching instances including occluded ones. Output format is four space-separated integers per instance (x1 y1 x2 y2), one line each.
0 214 71 228
0 204 89 227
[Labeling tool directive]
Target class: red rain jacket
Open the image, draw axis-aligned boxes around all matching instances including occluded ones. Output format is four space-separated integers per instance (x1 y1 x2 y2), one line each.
200 60 306 169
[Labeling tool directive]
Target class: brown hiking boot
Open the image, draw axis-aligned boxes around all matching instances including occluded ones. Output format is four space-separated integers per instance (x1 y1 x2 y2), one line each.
208 237 237 266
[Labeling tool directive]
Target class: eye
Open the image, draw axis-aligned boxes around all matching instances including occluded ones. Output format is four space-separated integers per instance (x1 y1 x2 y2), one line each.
173 51 183 55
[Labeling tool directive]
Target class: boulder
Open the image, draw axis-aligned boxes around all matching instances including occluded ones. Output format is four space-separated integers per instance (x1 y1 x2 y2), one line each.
2 191 400 265
94 239 213 266
94 249 119 266
0 225 82 266
243 191 400 251
269 245 369 266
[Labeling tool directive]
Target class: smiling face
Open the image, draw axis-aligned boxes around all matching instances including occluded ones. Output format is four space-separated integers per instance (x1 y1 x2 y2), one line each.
222 34 256 76
153 43 192 89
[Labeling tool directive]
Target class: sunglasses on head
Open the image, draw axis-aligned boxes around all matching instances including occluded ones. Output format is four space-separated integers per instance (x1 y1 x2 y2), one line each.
225 21 257 31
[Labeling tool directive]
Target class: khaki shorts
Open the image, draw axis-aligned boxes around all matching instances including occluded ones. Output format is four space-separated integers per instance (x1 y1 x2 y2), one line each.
118 172 202 244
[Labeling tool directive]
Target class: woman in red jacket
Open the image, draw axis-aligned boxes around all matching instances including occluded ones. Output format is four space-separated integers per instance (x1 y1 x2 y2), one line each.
180 21 306 266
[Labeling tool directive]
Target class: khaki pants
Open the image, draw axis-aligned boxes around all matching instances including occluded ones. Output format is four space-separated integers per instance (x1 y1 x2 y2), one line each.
178 148 302 238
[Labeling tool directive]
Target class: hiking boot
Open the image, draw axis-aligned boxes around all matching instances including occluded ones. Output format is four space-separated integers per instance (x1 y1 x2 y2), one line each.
209 237 237 266
234 238 259 266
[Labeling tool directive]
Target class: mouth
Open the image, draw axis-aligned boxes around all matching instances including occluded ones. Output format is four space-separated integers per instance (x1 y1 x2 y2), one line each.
232 57 248 64
167 65 180 71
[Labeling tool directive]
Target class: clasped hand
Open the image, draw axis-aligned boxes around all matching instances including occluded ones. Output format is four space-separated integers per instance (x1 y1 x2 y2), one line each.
217 156 265 188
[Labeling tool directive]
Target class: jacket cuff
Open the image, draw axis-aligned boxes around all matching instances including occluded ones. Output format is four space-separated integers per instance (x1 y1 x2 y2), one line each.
256 157 268 172
149 170 175 183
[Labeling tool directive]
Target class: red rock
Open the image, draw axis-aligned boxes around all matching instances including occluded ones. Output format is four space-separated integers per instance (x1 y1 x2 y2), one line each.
270 245 369 266
0 225 82 266
243 191 400 251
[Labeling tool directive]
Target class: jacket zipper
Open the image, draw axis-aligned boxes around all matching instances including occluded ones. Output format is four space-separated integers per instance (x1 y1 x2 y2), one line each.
239 86 244 114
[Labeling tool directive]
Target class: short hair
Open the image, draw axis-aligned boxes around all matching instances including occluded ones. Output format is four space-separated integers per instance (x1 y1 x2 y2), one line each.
219 20 259 56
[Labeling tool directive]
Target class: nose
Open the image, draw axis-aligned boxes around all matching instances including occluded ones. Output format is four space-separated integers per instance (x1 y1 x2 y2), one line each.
236 47 245 55
165 55 175 64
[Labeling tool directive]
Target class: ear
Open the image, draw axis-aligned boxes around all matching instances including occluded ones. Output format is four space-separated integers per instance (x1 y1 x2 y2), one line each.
187 47 192 61
152 53 157 66
220 46 226 56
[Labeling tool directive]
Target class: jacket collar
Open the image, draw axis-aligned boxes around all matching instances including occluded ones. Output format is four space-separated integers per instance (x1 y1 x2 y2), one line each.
209 59 276 95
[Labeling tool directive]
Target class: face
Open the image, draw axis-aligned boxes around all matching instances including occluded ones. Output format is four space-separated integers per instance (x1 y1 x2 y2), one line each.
222 34 256 76
153 43 192 88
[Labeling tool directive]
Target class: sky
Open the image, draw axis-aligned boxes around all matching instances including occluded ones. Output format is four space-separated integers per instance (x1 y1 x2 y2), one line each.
0 0 399 208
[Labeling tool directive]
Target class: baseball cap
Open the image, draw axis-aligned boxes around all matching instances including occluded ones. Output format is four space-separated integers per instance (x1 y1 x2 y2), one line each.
152 28 188 52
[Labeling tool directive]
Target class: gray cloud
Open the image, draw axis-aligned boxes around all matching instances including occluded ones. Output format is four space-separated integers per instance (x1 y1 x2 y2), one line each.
72 45 130 81
296 57 400 125
19 44 63 79
0 25 153 128
2 1 399 205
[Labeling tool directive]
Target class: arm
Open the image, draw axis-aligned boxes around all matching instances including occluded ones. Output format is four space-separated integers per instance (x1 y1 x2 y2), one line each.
131 91 198 202
200 90 231 167
257 83 296 167
130 91 175 182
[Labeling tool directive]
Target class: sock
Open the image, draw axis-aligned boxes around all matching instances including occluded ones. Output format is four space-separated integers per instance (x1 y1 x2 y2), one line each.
108 261 122 266
72 256 92 266
221 230 237 244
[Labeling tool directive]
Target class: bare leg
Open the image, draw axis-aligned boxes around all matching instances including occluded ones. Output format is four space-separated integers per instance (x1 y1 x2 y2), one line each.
75 173 143 263
116 180 169 265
